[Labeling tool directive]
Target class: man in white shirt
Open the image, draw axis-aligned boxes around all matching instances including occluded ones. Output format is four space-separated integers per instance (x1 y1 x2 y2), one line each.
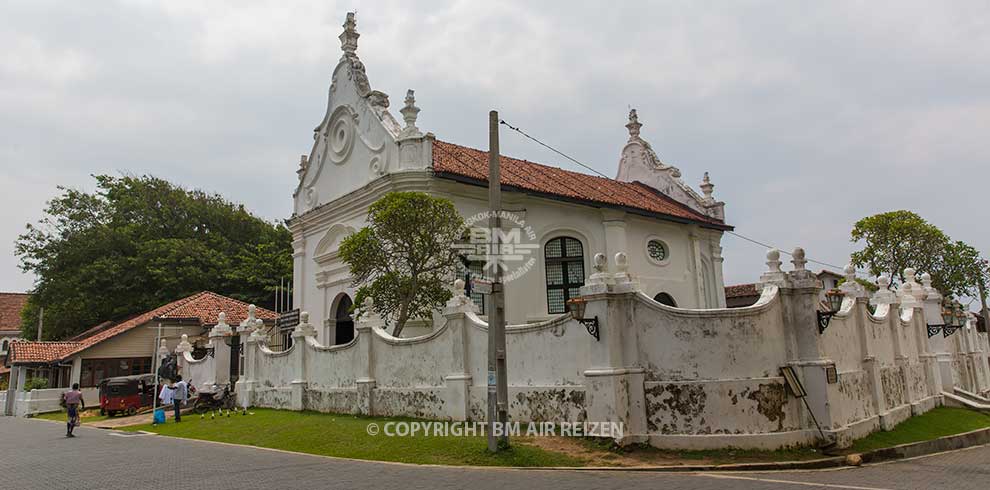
159 383 174 407
172 375 188 422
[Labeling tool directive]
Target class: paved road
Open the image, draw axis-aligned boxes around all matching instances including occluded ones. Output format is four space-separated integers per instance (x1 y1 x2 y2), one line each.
2 416 988 489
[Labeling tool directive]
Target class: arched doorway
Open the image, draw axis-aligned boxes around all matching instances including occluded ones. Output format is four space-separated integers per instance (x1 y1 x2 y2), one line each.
653 292 677 307
333 294 354 345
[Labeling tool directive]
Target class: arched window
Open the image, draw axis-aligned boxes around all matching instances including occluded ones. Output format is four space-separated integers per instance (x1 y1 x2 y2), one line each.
334 295 354 345
653 292 677 307
544 237 585 314
1 339 7 352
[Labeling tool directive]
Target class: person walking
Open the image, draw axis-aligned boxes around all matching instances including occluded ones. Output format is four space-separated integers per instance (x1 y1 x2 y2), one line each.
61 383 84 437
171 375 188 422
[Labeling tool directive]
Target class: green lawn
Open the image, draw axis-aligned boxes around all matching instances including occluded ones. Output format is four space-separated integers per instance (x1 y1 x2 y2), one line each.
848 407 990 453
117 406 990 467
123 409 581 467
34 409 110 424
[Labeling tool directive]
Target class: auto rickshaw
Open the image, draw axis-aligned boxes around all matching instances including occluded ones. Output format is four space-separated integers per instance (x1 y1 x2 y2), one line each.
98 374 156 416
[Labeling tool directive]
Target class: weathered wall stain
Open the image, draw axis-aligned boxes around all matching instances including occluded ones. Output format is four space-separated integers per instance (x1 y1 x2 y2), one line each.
745 383 787 432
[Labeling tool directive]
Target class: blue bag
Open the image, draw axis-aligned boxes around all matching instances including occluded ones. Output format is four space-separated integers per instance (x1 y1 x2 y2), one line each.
153 408 166 425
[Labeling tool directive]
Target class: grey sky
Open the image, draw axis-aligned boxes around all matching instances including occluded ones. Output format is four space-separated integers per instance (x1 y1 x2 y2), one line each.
2 0 988 294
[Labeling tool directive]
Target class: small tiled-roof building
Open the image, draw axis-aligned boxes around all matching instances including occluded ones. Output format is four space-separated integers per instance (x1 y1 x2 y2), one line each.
0 292 30 359
4 292 275 400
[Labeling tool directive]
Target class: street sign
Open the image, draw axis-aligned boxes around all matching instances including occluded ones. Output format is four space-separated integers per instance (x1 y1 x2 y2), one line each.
472 278 493 295
276 309 300 330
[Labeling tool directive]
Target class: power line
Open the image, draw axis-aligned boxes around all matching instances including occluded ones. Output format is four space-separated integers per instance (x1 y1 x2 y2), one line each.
499 118 853 274
499 119 612 179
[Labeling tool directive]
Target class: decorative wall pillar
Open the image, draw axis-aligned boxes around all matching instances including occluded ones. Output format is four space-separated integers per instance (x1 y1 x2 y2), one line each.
600 210 627 274
917 273 943 397
580 253 648 445
442 280 477 421
235 306 261 408
354 298 380 416
292 236 306 310
921 277 953 393
174 334 193 377
209 313 233 389
289 312 316 411
778 248 838 437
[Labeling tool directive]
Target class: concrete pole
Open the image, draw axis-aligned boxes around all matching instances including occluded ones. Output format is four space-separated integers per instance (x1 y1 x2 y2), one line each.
487 110 509 451
36 307 43 341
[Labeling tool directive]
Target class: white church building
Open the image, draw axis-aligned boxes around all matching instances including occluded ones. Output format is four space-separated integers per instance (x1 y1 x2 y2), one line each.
290 13 732 344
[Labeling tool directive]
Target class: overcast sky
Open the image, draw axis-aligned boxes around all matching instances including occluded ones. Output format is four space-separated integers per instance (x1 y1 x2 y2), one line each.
2 0 989 294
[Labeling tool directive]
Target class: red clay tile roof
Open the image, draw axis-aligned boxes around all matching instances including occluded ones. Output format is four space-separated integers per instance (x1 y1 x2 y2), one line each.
724 283 760 299
60 291 276 359
8 341 81 364
8 292 276 364
431 140 731 229
0 292 30 333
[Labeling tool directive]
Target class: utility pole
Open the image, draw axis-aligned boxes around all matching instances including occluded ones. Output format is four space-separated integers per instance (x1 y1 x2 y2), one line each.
979 277 990 351
487 110 509 451
36 307 44 341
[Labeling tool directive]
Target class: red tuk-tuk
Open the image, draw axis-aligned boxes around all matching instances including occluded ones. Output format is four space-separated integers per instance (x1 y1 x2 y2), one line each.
98 374 156 416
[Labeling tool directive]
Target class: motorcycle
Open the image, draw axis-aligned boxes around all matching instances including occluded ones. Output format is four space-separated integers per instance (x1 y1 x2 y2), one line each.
192 384 236 414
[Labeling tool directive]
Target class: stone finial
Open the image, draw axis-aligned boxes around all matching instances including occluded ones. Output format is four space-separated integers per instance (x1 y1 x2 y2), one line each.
294 311 317 337
626 109 642 139
250 318 266 341
700 172 714 202
877 273 891 290
904 268 916 284
400 90 420 130
615 252 629 273
791 247 807 271
870 273 897 306
297 155 308 181
339 12 359 57
175 333 193 354
240 304 257 328
766 249 782 273
453 278 465 292
843 263 856 284
921 272 932 288
210 311 232 336
839 263 865 298
593 253 607 273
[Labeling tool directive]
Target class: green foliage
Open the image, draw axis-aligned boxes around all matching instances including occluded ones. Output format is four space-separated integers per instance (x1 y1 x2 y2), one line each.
850 210 988 298
850 210 948 284
339 192 464 337
23 377 49 392
16 175 291 340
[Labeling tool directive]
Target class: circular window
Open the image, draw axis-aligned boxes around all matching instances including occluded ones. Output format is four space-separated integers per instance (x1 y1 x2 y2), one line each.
647 239 668 263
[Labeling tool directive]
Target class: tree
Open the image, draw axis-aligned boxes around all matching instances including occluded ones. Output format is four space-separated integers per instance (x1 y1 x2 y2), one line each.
339 192 465 337
933 241 989 299
850 211 949 286
16 174 291 340
850 210 989 300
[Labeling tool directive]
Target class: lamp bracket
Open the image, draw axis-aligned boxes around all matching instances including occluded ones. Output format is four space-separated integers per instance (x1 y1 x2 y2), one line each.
578 317 600 341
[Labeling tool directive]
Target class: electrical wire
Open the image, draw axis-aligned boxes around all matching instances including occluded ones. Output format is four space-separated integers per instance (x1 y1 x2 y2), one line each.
498 118 853 274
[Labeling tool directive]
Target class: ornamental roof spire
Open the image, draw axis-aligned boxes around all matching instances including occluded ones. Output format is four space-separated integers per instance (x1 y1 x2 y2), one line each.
626 108 642 140
339 12 359 57
700 171 714 202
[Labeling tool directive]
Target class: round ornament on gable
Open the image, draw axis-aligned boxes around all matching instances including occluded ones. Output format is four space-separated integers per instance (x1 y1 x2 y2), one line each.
646 238 669 265
326 106 357 165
